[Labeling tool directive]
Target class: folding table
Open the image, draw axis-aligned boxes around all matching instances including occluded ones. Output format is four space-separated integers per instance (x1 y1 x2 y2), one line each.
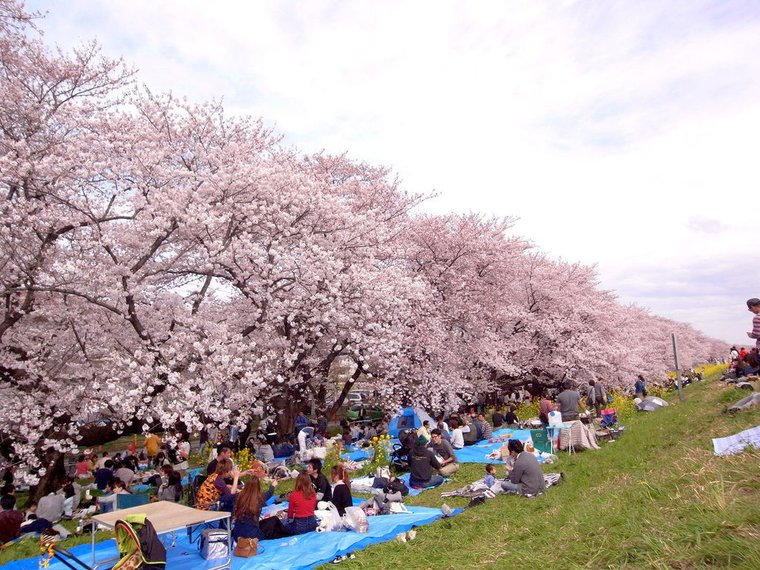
90 500 231 569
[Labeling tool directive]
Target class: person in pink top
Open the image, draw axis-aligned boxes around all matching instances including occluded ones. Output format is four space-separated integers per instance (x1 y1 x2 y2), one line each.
74 454 91 479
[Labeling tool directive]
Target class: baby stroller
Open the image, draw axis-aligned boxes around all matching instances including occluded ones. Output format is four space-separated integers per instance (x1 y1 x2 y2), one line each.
112 514 166 570
390 429 415 473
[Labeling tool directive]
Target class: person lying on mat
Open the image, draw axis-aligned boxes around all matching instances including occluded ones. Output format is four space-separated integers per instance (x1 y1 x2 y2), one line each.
284 472 318 535
408 436 444 489
500 440 545 497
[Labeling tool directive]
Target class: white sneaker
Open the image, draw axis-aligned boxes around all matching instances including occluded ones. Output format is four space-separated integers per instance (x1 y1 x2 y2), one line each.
406 530 417 541
396 533 407 543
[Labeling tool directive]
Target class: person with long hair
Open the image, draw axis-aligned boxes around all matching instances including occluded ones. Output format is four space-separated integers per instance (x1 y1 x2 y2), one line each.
329 464 352 516
195 458 241 511
284 472 317 535
232 476 278 543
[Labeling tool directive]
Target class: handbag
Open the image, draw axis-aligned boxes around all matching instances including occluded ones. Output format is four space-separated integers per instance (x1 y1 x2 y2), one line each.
233 537 258 558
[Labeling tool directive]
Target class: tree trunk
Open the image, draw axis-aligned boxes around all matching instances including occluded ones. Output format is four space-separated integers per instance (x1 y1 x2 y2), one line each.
327 363 363 420
30 449 65 504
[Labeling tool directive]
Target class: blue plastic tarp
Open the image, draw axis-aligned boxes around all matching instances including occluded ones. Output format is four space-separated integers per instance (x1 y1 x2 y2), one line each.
455 428 534 464
0 506 453 570
341 446 372 461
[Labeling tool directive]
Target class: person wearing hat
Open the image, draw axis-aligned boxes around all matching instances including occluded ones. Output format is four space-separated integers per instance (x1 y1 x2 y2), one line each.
408 435 444 489
747 298 760 350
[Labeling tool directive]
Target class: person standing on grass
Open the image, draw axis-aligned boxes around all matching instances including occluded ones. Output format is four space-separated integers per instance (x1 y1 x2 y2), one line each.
634 375 646 400
586 378 607 418
556 380 582 421
747 298 760 349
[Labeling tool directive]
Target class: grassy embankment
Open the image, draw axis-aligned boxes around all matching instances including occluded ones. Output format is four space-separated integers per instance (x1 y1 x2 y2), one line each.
329 372 760 569
2 369 758 568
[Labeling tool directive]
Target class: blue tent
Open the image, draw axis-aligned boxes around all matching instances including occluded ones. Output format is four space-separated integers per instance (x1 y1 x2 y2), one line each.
388 407 435 438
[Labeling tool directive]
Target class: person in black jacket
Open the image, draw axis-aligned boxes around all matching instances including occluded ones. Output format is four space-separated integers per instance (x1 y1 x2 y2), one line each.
306 458 332 502
408 436 444 489
329 464 353 516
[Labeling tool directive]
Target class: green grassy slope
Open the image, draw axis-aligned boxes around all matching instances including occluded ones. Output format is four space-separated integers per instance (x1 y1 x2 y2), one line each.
330 378 760 570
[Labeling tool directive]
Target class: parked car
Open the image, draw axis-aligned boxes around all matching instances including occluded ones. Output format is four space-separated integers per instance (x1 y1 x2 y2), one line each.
346 393 364 404
346 404 384 423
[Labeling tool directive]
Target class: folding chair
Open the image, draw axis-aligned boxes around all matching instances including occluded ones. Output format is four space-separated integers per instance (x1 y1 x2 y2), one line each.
112 515 166 570
116 493 151 510
529 429 552 454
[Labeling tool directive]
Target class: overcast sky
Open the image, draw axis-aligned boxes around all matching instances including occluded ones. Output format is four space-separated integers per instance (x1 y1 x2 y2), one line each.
27 0 760 345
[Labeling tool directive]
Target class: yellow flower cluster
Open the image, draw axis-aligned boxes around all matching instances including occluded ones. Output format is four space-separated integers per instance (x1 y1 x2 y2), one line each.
233 448 254 472
370 434 393 468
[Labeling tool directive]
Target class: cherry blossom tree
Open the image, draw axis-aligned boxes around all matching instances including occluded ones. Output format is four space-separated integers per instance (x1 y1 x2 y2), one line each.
0 0 728 494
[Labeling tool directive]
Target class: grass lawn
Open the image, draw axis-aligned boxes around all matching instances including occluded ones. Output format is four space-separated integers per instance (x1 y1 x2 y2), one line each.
2 373 758 569
328 376 760 569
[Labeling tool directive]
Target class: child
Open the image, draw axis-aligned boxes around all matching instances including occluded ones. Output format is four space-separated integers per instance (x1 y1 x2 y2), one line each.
484 464 496 487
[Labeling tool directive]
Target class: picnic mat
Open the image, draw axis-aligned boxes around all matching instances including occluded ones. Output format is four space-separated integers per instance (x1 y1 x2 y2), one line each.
455 429 534 463
0 506 453 570
341 446 373 461
712 425 760 456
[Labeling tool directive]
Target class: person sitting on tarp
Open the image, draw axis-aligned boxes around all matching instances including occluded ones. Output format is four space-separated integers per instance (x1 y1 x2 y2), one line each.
462 416 479 446
97 478 130 513
94 460 114 491
274 436 296 458
306 458 332 502
475 413 493 439
196 459 241 512
283 472 318 535
329 464 353 516
500 440 545 497
0 494 23 545
430 429 459 476
408 436 444 489
449 419 466 450
232 475 277 544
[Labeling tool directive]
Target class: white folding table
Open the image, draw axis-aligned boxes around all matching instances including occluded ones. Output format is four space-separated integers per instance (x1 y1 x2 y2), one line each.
90 500 231 569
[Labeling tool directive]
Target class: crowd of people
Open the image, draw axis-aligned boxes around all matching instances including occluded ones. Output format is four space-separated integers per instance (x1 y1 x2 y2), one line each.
0 368 681 553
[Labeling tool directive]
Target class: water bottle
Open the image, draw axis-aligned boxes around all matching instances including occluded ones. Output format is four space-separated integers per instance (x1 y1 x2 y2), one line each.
281 537 297 547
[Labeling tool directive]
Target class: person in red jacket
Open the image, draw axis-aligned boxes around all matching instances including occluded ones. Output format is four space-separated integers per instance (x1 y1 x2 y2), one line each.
284 472 317 535
0 495 23 545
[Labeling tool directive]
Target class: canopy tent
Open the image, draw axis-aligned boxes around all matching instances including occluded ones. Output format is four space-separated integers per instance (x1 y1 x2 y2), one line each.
636 396 669 412
387 407 435 438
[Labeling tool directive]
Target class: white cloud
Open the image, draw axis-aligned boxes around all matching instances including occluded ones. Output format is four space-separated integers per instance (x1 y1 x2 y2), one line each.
27 0 760 344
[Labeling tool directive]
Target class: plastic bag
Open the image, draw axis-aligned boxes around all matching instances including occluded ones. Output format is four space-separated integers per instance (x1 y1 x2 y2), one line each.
315 502 343 532
342 506 369 533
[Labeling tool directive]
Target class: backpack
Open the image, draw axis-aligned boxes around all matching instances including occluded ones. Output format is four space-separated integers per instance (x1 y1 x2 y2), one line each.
384 478 409 497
